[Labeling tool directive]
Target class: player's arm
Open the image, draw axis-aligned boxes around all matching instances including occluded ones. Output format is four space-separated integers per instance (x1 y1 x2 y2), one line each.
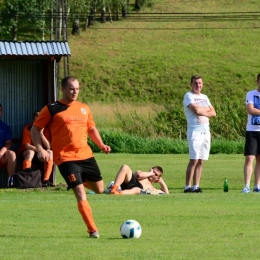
40 129 51 150
188 103 216 117
134 169 154 180
88 126 111 154
31 125 50 162
157 177 169 194
246 103 260 115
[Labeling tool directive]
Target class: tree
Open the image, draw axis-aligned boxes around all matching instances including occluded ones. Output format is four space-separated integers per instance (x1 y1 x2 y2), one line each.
0 0 55 40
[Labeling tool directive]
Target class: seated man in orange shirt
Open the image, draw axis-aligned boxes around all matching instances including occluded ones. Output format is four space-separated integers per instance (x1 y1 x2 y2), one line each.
19 112 54 187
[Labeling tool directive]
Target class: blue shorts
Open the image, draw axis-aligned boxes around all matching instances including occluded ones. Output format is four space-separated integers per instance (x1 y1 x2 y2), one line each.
58 157 102 190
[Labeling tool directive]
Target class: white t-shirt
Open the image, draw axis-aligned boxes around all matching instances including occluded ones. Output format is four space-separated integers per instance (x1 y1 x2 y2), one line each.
183 91 212 133
246 89 260 131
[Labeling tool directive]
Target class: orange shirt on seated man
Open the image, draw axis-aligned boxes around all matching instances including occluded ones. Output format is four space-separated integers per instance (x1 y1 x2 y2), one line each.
19 111 54 187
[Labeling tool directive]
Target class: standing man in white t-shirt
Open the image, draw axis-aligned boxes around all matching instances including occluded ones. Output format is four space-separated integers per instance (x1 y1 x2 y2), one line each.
242 73 260 193
183 75 216 193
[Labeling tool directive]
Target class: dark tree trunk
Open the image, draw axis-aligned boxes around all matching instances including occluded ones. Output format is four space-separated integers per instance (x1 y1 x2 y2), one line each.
72 19 80 35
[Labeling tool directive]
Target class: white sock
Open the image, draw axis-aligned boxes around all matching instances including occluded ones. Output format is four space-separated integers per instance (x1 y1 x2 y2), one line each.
254 184 260 189
185 185 190 190
192 185 198 191
245 184 250 188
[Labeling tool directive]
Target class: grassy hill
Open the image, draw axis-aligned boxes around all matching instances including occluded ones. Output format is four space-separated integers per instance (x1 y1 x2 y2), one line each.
67 0 260 107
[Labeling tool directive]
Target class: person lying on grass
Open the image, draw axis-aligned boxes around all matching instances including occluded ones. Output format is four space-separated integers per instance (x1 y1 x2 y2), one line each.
109 164 169 195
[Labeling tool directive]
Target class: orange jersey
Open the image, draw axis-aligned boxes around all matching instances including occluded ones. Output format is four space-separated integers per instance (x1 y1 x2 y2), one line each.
20 123 51 152
33 100 95 166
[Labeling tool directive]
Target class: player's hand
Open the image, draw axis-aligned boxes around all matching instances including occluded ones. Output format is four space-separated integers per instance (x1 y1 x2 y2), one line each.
158 177 163 184
101 145 111 154
149 168 155 177
37 148 51 162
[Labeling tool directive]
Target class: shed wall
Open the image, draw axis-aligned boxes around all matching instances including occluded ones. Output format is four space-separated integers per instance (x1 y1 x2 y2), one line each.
0 59 49 142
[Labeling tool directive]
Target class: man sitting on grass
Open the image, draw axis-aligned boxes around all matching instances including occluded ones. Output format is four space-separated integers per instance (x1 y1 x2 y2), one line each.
109 164 169 195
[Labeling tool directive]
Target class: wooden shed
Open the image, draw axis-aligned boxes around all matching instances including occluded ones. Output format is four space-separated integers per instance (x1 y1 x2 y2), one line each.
0 40 71 188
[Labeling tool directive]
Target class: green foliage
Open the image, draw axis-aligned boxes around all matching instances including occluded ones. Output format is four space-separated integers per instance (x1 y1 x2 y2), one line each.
211 96 247 140
112 96 246 140
67 0 260 108
88 130 244 154
0 0 55 40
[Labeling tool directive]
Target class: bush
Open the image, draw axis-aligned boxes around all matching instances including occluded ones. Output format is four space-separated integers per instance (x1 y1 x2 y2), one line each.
114 96 247 140
89 130 244 154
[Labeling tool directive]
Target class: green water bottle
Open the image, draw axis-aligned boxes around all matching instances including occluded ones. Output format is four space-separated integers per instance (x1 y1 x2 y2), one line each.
223 178 228 192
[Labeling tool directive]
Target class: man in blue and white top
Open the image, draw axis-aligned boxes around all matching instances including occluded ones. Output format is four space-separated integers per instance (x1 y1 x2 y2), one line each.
242 73 260 193
183 75 216 193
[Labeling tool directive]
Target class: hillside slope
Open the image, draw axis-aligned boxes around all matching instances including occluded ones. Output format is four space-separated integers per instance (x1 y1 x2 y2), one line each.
67 0 260 104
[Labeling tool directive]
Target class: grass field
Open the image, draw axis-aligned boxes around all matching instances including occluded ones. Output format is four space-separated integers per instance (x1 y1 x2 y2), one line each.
1 153 260 260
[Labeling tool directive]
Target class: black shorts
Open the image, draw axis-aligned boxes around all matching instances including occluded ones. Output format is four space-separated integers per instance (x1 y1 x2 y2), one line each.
58 157 102 190
244 131 260 156
120 174 143 190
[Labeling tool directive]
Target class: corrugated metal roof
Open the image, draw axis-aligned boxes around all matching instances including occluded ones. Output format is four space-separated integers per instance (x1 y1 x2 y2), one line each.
0 41 71 56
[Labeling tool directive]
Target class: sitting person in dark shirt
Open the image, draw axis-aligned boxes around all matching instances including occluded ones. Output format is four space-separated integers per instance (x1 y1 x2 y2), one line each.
0 104 16 187
109 164 169 195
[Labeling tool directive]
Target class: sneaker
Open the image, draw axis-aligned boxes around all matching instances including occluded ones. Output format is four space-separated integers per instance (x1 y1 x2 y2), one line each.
140 189 152 195
192 187 203 193
106 181 114 189
7 176 15 188
89 231 100 239
184 187 192 193
253 187 260 192
241 187 250 193
42 180 55 187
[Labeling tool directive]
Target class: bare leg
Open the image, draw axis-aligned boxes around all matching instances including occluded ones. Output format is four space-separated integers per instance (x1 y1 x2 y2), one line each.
114 164 133 186
254 155 260 186
23 150 35 161
122 187 141 194
85 180 104 194
2 151 16 177
185 159 198 186
244 155 254 186
73 184 98 234
22 150 35 170
193 159 204 186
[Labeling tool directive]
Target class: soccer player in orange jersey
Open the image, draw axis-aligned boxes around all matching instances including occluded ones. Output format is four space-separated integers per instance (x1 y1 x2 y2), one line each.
31 76 111 239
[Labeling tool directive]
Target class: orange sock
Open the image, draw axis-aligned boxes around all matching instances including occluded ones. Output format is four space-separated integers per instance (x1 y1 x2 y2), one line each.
78 200 98 233
23 160 31 170
43 159 53 181
111 184 119 192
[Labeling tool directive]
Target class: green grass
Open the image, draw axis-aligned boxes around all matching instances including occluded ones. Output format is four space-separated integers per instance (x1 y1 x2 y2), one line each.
1 153 259 260
67 0 260 105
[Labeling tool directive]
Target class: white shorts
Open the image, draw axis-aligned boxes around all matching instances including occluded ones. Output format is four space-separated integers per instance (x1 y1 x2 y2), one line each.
187 131 211 160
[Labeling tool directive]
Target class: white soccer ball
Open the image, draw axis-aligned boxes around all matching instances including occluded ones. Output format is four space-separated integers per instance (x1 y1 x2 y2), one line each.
120 220 142 239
